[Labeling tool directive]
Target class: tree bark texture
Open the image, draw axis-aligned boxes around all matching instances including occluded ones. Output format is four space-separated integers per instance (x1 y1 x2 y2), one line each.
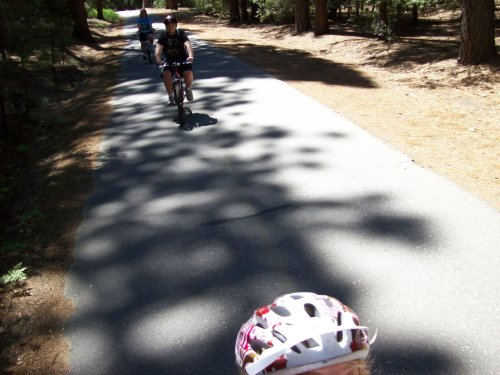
241 0 249 21
96 0 104 19
458 0 496 65
295 0 310 33
67 0 94 42
315 0 328 35
167 0 179 10
229 0 240 23
379 0 388 25
412 4 418 24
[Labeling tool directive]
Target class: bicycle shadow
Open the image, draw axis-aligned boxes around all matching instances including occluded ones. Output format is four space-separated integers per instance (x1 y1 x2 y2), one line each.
175 111 219 131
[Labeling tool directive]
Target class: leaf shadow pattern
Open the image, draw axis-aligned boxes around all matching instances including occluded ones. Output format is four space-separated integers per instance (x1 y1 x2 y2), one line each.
62 11 475 375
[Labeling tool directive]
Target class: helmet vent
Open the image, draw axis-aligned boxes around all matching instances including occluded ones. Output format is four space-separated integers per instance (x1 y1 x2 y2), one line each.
290 345 301 354
270 305 291 317
249 339 270 354
304 303 317 317
301 338 319 349
272 330 287 343
336 311 343 342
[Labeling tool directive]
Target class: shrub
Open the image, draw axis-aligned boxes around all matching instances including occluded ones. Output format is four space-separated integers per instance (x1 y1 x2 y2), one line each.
87 8 121 23
0 263 28 286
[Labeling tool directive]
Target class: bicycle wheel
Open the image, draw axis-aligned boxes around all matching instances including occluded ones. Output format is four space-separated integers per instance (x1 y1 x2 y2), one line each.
174 82 185 127
146 42 152 64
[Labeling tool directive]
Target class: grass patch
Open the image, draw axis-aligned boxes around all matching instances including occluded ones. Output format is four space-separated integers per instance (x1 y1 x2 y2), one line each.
87 8 121 23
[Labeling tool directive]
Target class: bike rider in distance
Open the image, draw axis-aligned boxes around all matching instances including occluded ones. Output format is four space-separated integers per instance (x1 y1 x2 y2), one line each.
136 8 154 60
155 14 194 105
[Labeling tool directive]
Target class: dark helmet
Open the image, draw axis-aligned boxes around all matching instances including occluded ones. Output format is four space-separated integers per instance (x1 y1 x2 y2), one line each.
164 14 177 25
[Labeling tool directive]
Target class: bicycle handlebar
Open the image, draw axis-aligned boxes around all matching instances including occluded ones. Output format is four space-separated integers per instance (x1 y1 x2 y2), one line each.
158 61 193 75
159 61 191 68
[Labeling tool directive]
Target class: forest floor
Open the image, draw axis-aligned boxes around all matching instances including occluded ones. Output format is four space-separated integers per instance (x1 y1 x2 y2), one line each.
0 8 498 374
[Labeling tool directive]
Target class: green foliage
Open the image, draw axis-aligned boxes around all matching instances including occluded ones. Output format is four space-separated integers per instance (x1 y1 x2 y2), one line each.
0 242 27 255
372 18 396 42
253 0 294 23
0 263 28 286
0 0 74 121
193 0 229 17
87 8 121 23
18 209 45 225
0 0 72 58
16 144 30 153
0 175 14 201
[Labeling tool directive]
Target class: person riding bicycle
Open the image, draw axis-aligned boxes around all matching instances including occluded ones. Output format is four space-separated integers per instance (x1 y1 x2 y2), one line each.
235 292 373 375
155 14 194 105
136 8 154 60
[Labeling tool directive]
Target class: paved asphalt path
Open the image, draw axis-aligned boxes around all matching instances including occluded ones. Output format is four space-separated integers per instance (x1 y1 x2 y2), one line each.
64 11 500 375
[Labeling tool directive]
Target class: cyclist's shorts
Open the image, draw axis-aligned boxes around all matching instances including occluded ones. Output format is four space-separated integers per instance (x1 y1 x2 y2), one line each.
163 62 193 77
139 31 153 41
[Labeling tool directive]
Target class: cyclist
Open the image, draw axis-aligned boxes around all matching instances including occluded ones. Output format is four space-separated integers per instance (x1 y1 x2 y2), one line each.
235 292 372 375
155 14 194 105
136 9 154 60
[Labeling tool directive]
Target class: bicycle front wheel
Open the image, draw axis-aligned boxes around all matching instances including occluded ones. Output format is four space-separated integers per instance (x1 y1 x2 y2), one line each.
146 42 152 64
174 83 185 127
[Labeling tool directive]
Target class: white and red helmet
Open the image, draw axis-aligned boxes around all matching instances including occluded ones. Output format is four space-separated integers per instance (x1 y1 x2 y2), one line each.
235 292 370 375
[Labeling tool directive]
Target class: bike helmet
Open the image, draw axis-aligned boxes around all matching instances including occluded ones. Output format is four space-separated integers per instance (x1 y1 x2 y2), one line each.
235 292 370 375
164 14 177 25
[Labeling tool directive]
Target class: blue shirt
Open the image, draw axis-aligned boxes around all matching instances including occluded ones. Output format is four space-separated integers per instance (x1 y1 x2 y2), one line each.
137 17 152 33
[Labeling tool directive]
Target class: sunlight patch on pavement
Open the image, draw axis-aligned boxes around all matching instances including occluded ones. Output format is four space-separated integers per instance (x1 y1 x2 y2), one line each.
141 191 223 217
77 236 117 261
115 78 153 90
125 295 237 358
140 242 233 282
220 202 262 218
93 201 128 217
69 322 115 375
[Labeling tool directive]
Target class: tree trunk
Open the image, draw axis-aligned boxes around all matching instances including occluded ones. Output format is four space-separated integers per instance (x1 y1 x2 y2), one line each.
0 15 6 59
295 0 310 33
459 0 496 65
96 0 104 20
142 0 152 7
412 4 418 24
315 0 328 35
379 0 388 25
67 0 94 43
250 2 258 19
229 0 240 23
166 0 179 10
0 91 6 137
241 0 249 21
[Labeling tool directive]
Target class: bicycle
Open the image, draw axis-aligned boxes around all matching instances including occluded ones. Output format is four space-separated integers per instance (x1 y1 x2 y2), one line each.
140 30 154 64
160 61 191 128
144 38 153 64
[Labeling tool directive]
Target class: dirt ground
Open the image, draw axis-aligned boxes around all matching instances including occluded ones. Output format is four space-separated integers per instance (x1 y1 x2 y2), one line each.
183 11 499 211
0 9 498 374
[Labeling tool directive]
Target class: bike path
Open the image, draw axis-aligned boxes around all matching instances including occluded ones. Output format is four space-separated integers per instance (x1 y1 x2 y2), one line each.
64 12 500 375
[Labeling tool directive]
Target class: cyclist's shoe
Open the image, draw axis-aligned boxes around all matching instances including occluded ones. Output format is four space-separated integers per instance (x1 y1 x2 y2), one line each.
168 101 175 106
186 89 194 102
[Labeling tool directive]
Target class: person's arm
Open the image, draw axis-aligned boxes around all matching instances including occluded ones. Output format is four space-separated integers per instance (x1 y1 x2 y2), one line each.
184 40 194 62
155 43 164 65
